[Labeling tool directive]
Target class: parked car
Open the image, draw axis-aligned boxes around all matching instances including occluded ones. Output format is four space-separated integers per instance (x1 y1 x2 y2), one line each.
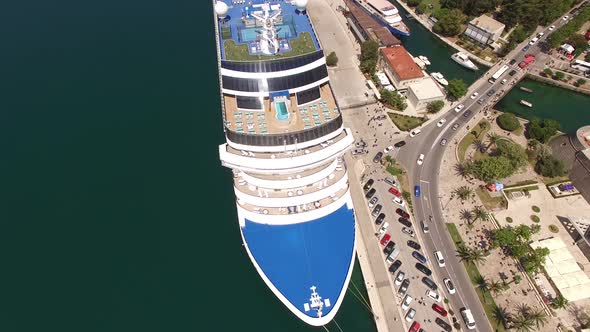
375 213 386 225
487 89 495 96
409 321 421 332
352 148 367 155
394 140 406 148
378 222 389 235
477 97 487 105
549 25 555 31
522 45 530 52
371 204 382 217
435 317 452 332
395 271 405 286
454 104 464 112
426 289 441 302
365 188 376 199
389 186 401 197
392 196 405 207
401 294 413 311
422 277 438 290
389 260 402 274
470 92 479 99
368 196 378 208
409 129 421 137
509 69 517 76
384 145 394 153
396 208 410 219
373 151 383 163
407 240 421 250
443 278 456 294
380 234 391 246
398 279 410 295
414 185 421 197
509 59 517 65
529 36 539 45
399 217 412 227
434 250 446 267
562 15 569 21
501 78 508 84
363 179 374 191
405 308 417 322
412 250 427 263
421 220 429 233
415 263 432 276
384 177 396 186
383 241 395 255
402 227 415 237
417 153 425 165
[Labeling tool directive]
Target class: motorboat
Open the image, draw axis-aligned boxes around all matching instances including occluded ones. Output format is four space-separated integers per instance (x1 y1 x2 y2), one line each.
431 72 448 86
451 52 479 71
418 55 431 66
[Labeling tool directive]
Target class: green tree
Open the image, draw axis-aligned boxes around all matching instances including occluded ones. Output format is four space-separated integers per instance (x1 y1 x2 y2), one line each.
406 0 420 6
528 308 548 328
487 133 501 149
454 186 473 202
472 156 514 182
381 90 407 111
472 206 490 224
569 34 589 56
470 247 487 265
326 51 338 67
497 113 521 131
455 161 474 178
554 71 565 80
535 155 567 177
551 294 569 309
586 52 590 62
520 247 550 273
543 68 553 77
528 118 560 143
489 279 505 295
433 8 467 36
475 275 490 297
446 79 468 100
427 100 445 113
527 139 552 160
496 140 528 170
575 78 587 87
515 224 533 241
360 40 379 75
491 227 518 248
512 313 535 332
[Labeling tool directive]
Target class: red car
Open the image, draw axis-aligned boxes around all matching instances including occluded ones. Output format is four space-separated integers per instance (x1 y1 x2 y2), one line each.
396 208 410 219
380 234 391 246
432 303 448 317
408 321 420 332
388 187 401 197
519 54 535 68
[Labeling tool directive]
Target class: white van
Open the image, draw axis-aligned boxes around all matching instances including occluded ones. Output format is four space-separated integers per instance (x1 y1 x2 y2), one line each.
460 308 476 330
434 251 445 267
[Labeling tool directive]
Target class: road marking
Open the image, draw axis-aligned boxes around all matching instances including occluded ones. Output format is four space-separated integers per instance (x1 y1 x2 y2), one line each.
420 180 430 184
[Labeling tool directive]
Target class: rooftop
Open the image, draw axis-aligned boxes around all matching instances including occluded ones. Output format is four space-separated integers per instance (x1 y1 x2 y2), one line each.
343 0 400 47
408 77 445 99
217 0 320 61
469 14 505 33
380 46 424 81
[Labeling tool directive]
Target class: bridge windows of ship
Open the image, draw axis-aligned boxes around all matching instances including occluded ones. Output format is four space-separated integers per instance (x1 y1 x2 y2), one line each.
221 50 324 73
221 65 328 93
296 86 321 105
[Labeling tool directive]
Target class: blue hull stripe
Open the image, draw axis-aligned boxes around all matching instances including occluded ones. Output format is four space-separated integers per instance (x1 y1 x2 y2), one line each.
241 204 355 318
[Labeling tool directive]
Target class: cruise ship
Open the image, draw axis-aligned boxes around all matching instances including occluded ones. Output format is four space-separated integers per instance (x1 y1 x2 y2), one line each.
213 0 357 326
354 0 411 37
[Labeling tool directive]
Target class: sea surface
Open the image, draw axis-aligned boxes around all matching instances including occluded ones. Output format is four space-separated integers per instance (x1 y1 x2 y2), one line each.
0 0 376 331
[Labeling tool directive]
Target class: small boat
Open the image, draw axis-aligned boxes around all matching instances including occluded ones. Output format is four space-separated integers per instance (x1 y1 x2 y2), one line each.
418 55 431 66
431 72 448 86
413 57 426 69
451 52 479 71
519 86 533 93
520 100 533 107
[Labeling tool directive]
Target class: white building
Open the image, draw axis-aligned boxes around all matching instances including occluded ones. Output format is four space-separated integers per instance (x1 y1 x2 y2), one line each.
406 78 445 112
464 15 505 45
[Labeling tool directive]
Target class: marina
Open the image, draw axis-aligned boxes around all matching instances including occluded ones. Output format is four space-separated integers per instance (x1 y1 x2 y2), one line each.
352 0 410 36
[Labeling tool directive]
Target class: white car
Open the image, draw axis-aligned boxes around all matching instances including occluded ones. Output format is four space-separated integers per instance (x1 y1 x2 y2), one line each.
378 222 389 235
549 25 555 31
529 37 539 45
402 226 415 237
401 294 413 311
470 92 479 99
426 289 441 302
434 250 446 267
500 78 507 85
562 15 569 21
395 271 405 286
454 104 464 112
417 153 425 165
443 278 456 295
405 308 416 322
538 32 545 37
392 196 405 207
368 196 378 208
409 129 421 137
384 145 394 153
437 118 447 127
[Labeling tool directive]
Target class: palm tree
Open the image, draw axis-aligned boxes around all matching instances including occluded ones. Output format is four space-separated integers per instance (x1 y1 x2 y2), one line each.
454 186 473 202
512 314 535 332
528 308 548 328
488 133 501 149
488 279 504 295
552 294 569 309
459 209 474 224
471 206 490 224
515 303 531 317
455 161 473 179
473 139 487 153
470 247 487 266
385 155 394 164
456 244 472 262
474 275 491 302
491 305 511 329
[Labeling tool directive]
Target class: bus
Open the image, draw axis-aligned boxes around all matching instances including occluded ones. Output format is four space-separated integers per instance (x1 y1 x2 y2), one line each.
488 64 510 83
571 59 590 73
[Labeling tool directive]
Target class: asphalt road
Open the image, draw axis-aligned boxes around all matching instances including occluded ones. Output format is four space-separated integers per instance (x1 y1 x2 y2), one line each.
393 12 576 332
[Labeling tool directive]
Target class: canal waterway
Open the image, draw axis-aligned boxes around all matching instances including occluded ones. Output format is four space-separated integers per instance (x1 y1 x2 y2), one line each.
495 78 590 133
0 0 376 331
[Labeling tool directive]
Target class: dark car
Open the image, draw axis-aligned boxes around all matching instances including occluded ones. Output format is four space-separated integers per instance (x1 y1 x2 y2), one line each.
487 89 495 96
522 45 530 52
509 69 517 76
412 250 427 264
509 59 517 65
452 123 459 131
375 213 386 225
389 260 402 274
363 179 374 191
398 217 412 227
415 262 432 276
371 204 382 217
407 240 421 250
373 151 383 163
398 278 410 295
477 97 486 105
383 241 395 255
394 140 406 148
435 318 452 332
365 188 376 199
422 277 438 290
463 110 473 118
396 208 410 219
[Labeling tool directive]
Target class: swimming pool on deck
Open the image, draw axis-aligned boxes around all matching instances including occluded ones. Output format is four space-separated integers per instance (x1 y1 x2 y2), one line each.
276 101 289 120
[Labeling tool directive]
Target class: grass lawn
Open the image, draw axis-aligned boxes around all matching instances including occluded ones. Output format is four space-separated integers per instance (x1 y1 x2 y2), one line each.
504 185 539 195
224 32 316 61
542 175 570 185
446 223 506 332
458 120 490 162
388 112 426 131
221 26 232 40
418 0 440 14
476 187 507 210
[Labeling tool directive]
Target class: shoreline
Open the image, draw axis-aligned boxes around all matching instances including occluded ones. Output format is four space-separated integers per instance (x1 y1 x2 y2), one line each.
526 72 590 96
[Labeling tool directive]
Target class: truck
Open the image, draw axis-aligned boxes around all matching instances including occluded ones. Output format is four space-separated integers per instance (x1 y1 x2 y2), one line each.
519 54 535 69
488 64 510 83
